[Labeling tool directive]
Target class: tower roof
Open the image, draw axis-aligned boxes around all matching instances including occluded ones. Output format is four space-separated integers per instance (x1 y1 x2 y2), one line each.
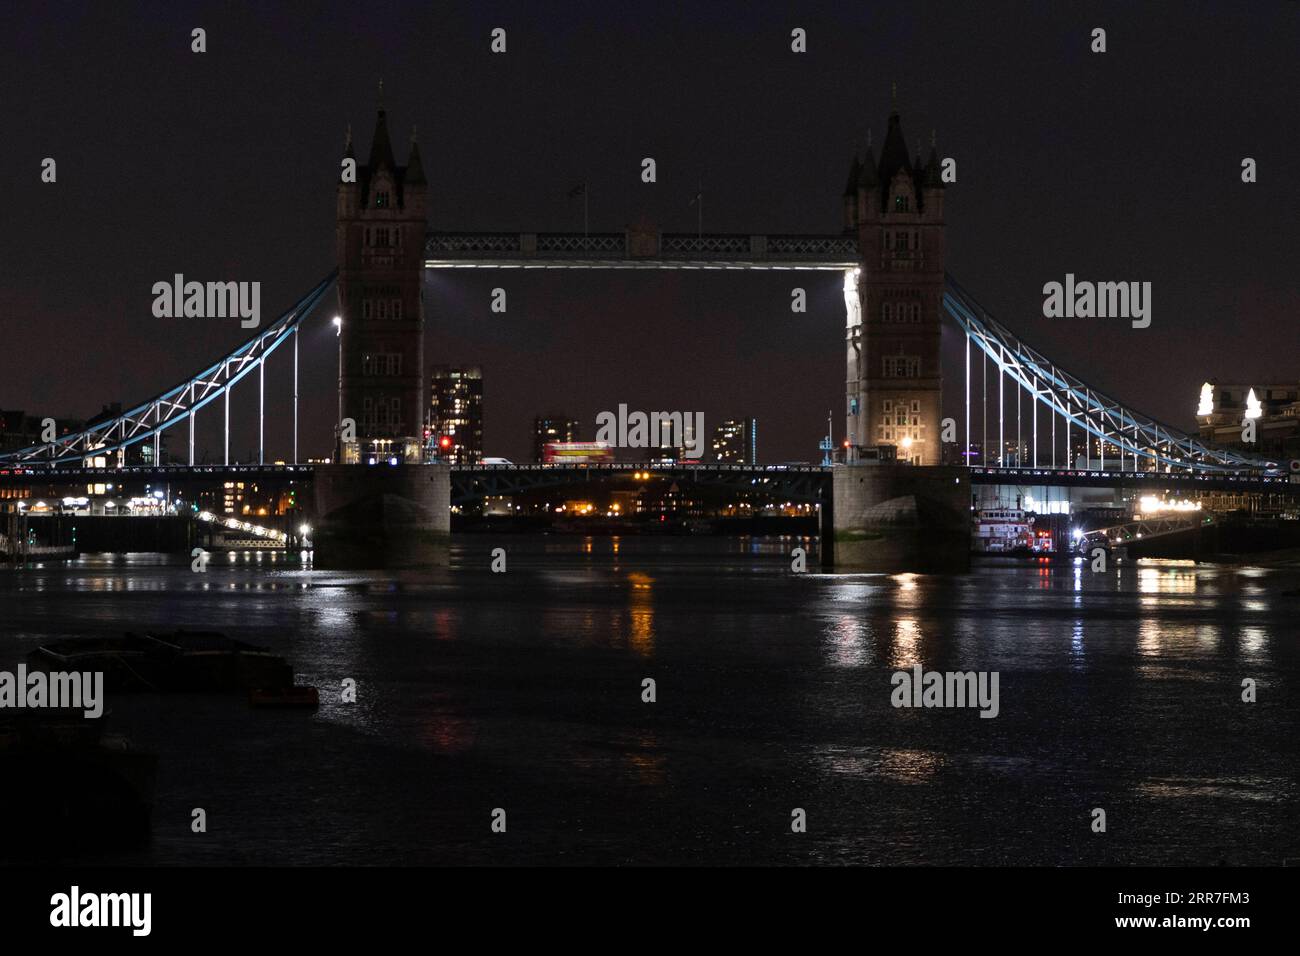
367 105 397 171
351 93 423 208
857 143 879 188
842 154 860 197
877 110 912 187
405 131 426 187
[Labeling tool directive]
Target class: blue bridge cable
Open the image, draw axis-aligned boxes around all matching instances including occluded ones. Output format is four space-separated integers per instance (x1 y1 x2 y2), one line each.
0 270 337 467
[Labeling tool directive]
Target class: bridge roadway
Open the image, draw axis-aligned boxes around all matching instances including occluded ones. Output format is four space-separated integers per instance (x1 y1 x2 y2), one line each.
0 462 1293 499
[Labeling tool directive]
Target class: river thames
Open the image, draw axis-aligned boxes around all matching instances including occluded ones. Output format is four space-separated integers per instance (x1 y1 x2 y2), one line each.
2 536 1296 866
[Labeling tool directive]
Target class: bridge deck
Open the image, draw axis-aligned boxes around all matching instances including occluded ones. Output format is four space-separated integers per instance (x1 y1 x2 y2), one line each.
0 462 1292 496
424 231 859 270
969 466 1294 492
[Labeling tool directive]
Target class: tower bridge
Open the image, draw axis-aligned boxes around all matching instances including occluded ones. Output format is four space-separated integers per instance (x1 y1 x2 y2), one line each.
1 93 1289 569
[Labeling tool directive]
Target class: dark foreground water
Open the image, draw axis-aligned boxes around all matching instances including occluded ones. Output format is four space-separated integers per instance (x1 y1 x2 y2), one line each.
2 536 1297 866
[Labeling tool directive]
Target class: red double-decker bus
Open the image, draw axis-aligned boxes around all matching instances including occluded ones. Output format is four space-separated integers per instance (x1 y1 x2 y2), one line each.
543 442 615 464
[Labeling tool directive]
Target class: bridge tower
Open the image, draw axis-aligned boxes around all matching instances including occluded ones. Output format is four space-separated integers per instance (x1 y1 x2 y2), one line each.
335 89 427 463
843 104 946 466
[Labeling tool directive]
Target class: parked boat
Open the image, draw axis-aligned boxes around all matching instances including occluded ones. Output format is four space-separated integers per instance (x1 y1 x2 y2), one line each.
28 630 294 693
973 506 1034 554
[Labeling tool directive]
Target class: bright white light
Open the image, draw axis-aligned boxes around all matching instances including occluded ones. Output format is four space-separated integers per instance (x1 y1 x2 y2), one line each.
1139 496 1202 514
299 524 311 536
1197 382 1214 417
1245 388 1262 420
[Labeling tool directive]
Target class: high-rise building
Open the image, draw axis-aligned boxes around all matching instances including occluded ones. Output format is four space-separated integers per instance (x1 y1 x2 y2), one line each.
842 102 946 466
335 89 427 464
533 415 579 463
430 366 483 464
711 418 757 464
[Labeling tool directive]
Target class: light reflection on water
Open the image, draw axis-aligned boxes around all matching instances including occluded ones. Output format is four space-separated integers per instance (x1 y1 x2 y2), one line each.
1 545 1296 866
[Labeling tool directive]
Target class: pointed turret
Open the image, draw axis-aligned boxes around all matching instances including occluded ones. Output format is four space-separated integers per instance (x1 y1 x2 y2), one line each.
368 82 397 172
925 132 943 188
344 123 355 161
842 154 861 197
405 128 426 186
842 153 861 232
858 134 879 189
877 109 912 189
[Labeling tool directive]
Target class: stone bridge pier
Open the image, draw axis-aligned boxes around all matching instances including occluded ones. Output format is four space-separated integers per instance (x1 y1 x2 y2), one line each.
311 464 451 569
825 464 970 572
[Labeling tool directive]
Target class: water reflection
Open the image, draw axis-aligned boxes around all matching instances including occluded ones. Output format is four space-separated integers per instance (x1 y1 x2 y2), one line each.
626 572 654 657
1 542 1296 865
887 618 923 669
823 613 870 668
879 748 944 783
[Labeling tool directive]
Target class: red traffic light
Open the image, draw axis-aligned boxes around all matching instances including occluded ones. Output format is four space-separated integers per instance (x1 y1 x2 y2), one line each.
439 436 453 449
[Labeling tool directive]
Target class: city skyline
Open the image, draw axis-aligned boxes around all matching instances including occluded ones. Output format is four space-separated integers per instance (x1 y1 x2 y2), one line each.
3 3 1297 466
3 0 1300 914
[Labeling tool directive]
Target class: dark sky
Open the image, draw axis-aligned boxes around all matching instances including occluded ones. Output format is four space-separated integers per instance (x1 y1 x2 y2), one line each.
2 1 1297 463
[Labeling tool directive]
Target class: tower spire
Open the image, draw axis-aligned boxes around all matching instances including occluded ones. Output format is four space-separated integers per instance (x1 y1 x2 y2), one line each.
378 77 384 109
406 126 426 186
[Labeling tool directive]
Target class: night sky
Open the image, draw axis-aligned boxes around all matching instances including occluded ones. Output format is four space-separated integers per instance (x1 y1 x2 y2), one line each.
2 1 1297 463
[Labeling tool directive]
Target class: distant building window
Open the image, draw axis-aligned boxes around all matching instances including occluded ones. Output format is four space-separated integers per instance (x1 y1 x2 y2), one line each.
392 300 402 320
894 194 909 212
883 303 893 322
911 304 920 322
376 191 390 208
362 299 372 319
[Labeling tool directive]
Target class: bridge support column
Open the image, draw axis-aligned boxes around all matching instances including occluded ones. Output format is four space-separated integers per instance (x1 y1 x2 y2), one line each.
843 268 863 460
831 463 970 572
311 464 450 569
